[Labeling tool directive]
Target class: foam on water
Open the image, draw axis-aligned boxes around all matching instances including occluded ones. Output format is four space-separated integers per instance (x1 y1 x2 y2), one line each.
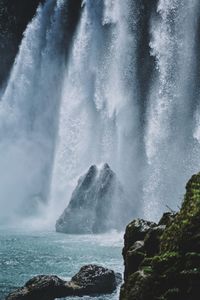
0 229 123 299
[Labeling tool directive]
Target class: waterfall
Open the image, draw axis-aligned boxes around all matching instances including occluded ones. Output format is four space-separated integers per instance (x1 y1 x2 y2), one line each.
144 0 200 219
49 0 143 219
1 0 200 226
0 0 72 223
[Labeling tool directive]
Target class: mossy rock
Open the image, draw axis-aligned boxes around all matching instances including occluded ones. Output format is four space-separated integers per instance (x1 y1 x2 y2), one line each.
161 173 200 253
162 288 182 300
125 250 145 278
158 212 177 227
185 252 200 269
123 219 156 257
151 252 181 274
139 266 153 275
121 271 155 300
140 257 153 267
121 172 200 300
144 225 165 256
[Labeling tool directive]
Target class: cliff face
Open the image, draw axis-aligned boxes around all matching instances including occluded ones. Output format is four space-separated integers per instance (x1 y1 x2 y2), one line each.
120 172 200 300
0 0 82 85
0 0 43 85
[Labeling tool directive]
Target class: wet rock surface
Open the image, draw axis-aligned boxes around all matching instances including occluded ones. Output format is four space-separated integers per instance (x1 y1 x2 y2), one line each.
6 265 121 300
56 163 131 234
120 172 200 300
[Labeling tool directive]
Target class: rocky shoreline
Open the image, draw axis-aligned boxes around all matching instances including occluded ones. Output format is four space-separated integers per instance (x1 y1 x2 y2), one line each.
6 265 122 300
120 172 200 300
6 172 200 300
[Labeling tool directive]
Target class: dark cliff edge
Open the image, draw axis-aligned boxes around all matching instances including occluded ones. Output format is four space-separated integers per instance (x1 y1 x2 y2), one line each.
120 172 200 300
0 0 43 85
0 0 82 86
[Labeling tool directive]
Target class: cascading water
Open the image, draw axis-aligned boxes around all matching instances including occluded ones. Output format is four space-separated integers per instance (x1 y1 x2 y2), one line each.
49 0 143 219
0 0 75 224
144 0 200 219
1 0 200 226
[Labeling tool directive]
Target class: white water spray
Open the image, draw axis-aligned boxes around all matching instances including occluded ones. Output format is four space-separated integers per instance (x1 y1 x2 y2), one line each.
144 0 200 219
1 0 200 226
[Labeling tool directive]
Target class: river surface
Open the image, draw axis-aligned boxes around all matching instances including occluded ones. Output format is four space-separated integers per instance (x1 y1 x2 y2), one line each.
0 229 123 300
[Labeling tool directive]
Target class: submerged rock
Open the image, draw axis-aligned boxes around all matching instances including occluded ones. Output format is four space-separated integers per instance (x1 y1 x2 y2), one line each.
56 163 131 234
120 172 200 300
6 265 121 300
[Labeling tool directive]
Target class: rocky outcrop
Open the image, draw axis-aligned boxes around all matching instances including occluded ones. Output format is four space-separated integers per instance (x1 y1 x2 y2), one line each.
120 172 200 300
6 265 122 300
56 163 131 234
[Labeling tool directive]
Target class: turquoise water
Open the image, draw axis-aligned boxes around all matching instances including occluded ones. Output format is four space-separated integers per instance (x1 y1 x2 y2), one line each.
0 229 123 300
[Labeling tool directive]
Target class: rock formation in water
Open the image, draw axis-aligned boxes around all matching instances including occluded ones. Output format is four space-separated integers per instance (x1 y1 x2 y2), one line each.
6 265 122 300
120 172 200 300
56 163 131 234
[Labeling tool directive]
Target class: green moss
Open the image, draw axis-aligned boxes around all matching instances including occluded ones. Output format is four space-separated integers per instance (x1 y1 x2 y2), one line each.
151 252 181 274
140 257 153 266
140 266 153 275
161 173 200 253
120 172 200 300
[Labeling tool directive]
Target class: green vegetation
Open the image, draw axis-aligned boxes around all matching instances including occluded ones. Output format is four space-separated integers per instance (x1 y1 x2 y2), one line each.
120 172 200 300
161 173 200 253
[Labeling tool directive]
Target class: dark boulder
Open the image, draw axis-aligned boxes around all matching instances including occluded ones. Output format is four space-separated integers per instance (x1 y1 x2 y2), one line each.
6 265 121 300
71 265 121 294
120 172 200 300
122 219 156 281
123 219 156 257
144 225 165 256
5 275 68 300
56 163 131 234
124 241 145 280
161 173 200 253
120 271 154 300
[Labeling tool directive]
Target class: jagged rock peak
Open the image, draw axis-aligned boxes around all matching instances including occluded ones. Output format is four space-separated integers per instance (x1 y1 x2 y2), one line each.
56 163 131 234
